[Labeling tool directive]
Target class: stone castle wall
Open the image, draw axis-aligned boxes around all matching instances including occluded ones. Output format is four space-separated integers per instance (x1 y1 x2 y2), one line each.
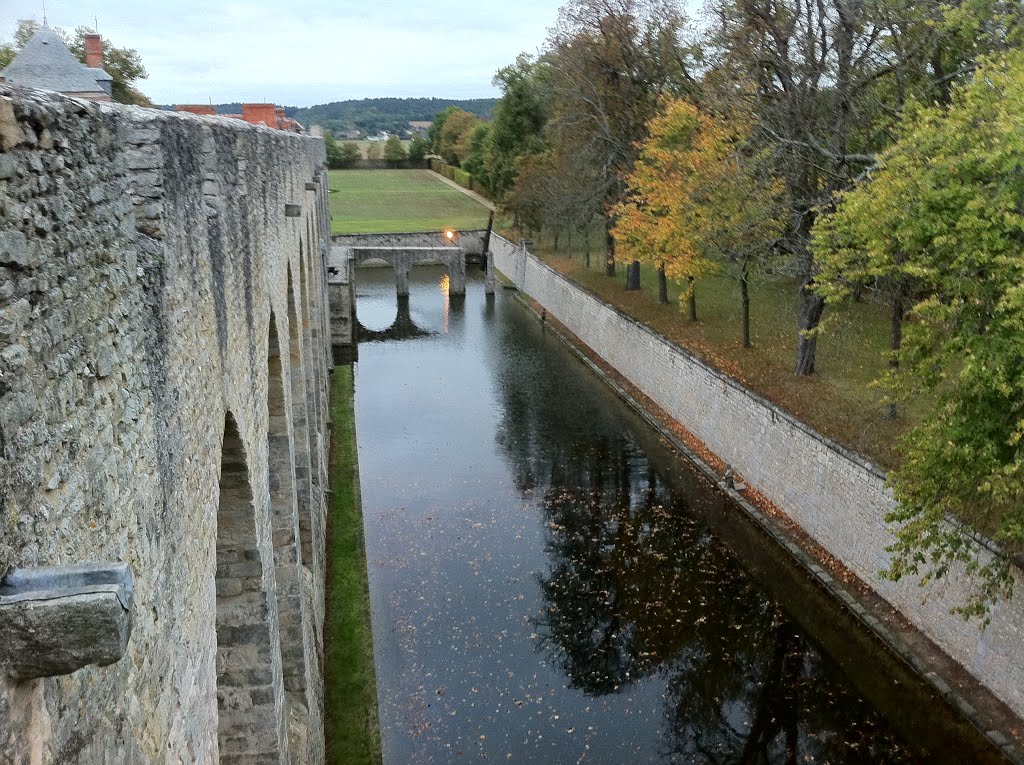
0 87 331 763
492 235 1024 720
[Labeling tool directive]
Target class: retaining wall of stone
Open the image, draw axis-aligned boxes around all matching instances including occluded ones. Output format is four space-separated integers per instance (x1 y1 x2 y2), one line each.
0 86 331 764
492 234 1024 719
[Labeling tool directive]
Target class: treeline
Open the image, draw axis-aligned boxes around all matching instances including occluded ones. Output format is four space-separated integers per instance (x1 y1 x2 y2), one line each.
292 97 498 136
439 0 1024 614
323 133 431 170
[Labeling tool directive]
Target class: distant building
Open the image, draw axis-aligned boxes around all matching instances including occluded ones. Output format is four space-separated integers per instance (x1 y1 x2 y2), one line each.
366 131 390 142
0 27 112 101
174 103 304 133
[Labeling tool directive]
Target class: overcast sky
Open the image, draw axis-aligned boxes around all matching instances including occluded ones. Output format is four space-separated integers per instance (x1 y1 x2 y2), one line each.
1 1 569 106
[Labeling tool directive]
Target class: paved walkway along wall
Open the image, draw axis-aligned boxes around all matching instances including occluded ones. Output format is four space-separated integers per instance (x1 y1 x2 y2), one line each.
491 234 1024 721
0 87 332 763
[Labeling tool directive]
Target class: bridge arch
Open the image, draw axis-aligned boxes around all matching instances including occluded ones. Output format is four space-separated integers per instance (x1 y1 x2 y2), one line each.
266 309 316 760
214 412 288 762
351 246 466 297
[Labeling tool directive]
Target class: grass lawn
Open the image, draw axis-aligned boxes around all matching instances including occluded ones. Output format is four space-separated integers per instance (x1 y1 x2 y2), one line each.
514 228 927 470
325 365 381 765
329 169 492 235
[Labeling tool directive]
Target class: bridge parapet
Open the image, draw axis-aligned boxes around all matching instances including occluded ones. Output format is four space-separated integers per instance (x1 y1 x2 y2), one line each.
350 245 467 295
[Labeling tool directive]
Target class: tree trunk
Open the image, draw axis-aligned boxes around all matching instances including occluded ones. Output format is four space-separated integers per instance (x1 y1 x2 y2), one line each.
794 281 825 375
741 266 752 348
567 228 573 259
482 210 493 272
554 230 560 253
657 263 669 304
626 260 641 290
482 210 493 256
584 226 591 269
686 276 697 322
604 215 616 277
887 287 906 419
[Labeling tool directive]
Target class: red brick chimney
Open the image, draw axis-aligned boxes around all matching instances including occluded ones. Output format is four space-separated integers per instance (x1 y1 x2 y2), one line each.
242 103 278 127
84 35 104 69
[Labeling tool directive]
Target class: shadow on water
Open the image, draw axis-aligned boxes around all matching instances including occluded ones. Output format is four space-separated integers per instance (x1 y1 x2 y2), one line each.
353 266 1005 764
354 266 467 343
358 296 434 342
490 301 1002 765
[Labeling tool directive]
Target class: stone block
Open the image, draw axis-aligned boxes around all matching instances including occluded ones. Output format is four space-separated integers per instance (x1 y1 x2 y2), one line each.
0 230 28 266
0 562 134 680
0 98 24 151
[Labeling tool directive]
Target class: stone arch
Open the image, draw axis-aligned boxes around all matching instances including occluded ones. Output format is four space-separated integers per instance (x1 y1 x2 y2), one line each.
355 257 399 333
267 311 317 760
215 412 288 762
298 254 325 491
287 266 320 596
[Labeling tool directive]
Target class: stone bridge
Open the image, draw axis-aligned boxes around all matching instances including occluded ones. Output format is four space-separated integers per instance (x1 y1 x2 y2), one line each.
333 231 496 297
0 87 332 763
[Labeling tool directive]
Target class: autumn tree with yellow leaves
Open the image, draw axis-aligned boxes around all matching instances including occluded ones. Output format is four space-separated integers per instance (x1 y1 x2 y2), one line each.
614 99 786 346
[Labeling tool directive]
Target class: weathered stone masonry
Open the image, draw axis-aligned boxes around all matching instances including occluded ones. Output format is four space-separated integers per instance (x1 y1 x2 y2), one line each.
492 235 1024 722
0 86 331 764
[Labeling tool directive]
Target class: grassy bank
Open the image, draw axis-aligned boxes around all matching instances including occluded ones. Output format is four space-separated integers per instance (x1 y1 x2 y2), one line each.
329 169 492 235
325 365 381 765
514 230 924 470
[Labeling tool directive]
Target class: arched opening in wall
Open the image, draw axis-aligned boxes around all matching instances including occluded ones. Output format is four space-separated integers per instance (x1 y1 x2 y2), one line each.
215 413 287 762
298 254 324 476
355 256 399 331
267 312 315 758
287 267 316 574
289 261 327 681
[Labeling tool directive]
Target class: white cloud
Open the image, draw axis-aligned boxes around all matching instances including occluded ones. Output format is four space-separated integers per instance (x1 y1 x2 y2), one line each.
1 0 562 105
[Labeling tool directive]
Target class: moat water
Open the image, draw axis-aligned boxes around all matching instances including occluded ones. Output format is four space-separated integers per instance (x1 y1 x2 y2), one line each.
352 265 1001 764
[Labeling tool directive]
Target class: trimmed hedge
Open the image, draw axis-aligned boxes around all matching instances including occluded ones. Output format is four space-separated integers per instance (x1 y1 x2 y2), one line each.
429 158 494 201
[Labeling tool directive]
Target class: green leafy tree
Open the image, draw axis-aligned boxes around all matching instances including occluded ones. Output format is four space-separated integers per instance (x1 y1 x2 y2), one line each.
429 106 459 154
364 141 382 162
706 0 1024 375
460 124 491 186
323 129 343 168
813 51 1024 619
382 135 407 167
435 108 484 166
483 54 549 200
407 134 430 163
337 142 362 169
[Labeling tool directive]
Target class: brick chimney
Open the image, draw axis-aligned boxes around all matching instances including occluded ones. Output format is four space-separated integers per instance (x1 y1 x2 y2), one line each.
84 35 104 69
242 103 278 127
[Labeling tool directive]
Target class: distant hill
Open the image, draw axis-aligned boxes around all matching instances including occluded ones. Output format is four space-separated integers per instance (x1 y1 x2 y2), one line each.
289 98 499 137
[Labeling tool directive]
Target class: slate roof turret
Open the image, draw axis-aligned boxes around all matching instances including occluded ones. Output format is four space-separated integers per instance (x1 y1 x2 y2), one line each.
0 27 112 99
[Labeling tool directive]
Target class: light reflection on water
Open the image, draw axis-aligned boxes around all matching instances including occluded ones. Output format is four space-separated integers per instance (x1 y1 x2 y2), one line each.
351 265 1001 765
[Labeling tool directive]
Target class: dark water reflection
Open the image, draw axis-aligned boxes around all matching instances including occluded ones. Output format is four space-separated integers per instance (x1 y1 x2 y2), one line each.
352 266 1000 764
